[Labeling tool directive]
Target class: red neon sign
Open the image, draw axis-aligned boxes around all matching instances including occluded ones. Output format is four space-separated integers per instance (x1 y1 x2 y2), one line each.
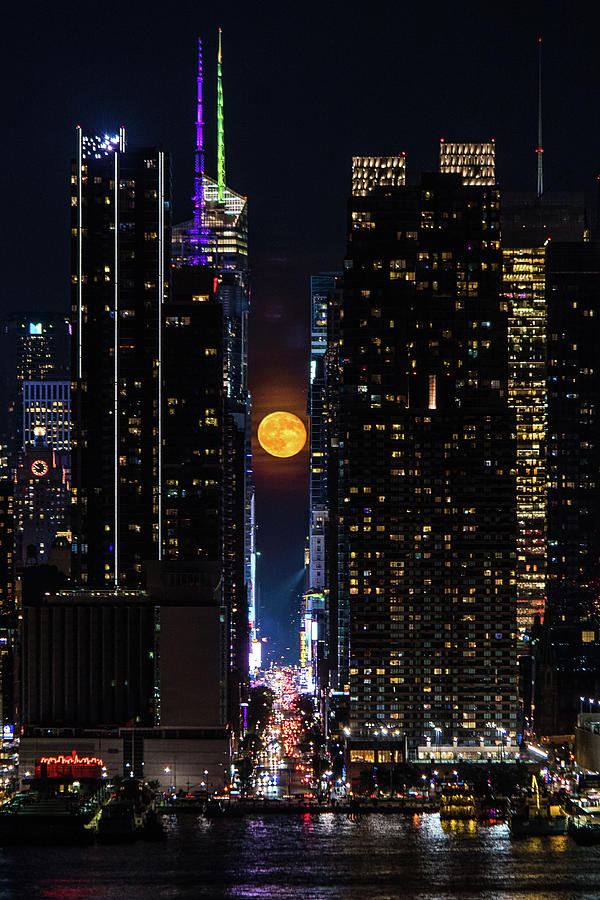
38 752 104 767
35 751 105 779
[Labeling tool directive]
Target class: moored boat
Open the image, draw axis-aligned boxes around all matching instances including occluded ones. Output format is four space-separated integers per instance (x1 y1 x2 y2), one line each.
97 779 157 842
509 775 567 836
568 813 600 844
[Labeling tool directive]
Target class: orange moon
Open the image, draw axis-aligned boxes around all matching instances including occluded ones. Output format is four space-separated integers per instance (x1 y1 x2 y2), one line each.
257 411 307 458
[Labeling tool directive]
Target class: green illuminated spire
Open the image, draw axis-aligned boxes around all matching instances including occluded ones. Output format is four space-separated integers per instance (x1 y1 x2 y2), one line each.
217 27 225 203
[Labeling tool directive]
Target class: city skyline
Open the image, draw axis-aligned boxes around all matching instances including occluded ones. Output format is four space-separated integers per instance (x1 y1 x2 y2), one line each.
3 1 600 655
4 5 600 890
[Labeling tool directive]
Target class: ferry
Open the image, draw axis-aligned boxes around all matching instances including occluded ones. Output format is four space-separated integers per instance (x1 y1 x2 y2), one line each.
439 783 477 821
0 751 109 844
509 775 567 837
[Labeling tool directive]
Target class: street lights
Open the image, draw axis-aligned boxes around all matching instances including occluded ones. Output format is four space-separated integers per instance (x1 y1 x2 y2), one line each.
496 727 507 762
165 763 177 793
434 727 442 761
429 723 442 761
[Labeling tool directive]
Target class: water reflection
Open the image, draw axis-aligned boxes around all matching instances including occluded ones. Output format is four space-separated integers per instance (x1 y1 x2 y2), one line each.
0 812 599 899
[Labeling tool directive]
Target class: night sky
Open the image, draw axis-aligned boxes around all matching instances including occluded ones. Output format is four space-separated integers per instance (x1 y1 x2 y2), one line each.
3 1 598 660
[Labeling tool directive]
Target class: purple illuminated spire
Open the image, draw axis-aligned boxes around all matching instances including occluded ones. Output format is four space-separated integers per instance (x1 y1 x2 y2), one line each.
189 36 210 264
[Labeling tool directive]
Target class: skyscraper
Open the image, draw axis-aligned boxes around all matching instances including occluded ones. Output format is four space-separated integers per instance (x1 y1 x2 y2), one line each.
305 273 341 697
308 273 340 593
171 31 253 699
70 129 170 587
546 242 600 628
0 313 70 467
19 39 242 786
502 247 547 640
500 188 587 643
532 240 600 735
333 161 518 756
166 32 251 727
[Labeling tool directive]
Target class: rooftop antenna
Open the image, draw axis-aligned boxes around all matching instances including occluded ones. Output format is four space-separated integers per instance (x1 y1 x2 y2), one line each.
217 27 226 203
190 36 209 264
536 37 544 199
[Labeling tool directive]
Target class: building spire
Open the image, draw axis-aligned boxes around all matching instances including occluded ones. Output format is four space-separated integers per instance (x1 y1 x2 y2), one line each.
536 37 543 199
190 36 209 264
217 27 226 203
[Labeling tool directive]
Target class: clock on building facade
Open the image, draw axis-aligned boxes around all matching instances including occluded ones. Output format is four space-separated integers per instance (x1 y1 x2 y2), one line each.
31 459 49 478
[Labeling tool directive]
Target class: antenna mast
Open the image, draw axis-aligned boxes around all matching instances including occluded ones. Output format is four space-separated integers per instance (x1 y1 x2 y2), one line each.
190 36 209 264
217 27 226 203
536 37 543 199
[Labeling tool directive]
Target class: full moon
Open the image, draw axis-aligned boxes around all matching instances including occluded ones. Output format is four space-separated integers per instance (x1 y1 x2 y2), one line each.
257 411 307 458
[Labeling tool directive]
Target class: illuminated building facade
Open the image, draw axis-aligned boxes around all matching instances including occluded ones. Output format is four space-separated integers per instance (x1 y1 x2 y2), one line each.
70 129 170 587
166 33 251 725
352 155 406 197
499 192 586 644
439 140 495 186
23 381 70 452
171 178 248 270
0 313 70 467
502 248 547 639
334 168 518 752
299 589 327 694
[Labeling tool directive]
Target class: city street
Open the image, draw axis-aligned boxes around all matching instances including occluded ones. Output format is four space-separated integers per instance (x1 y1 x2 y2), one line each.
252 668 314 800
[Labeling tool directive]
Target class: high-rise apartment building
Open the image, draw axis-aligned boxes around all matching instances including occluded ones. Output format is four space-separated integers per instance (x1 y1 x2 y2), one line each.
333 164 518 754
70 129 169 587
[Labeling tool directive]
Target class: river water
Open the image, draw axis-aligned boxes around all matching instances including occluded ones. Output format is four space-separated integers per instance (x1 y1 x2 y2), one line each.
1 812 599 899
